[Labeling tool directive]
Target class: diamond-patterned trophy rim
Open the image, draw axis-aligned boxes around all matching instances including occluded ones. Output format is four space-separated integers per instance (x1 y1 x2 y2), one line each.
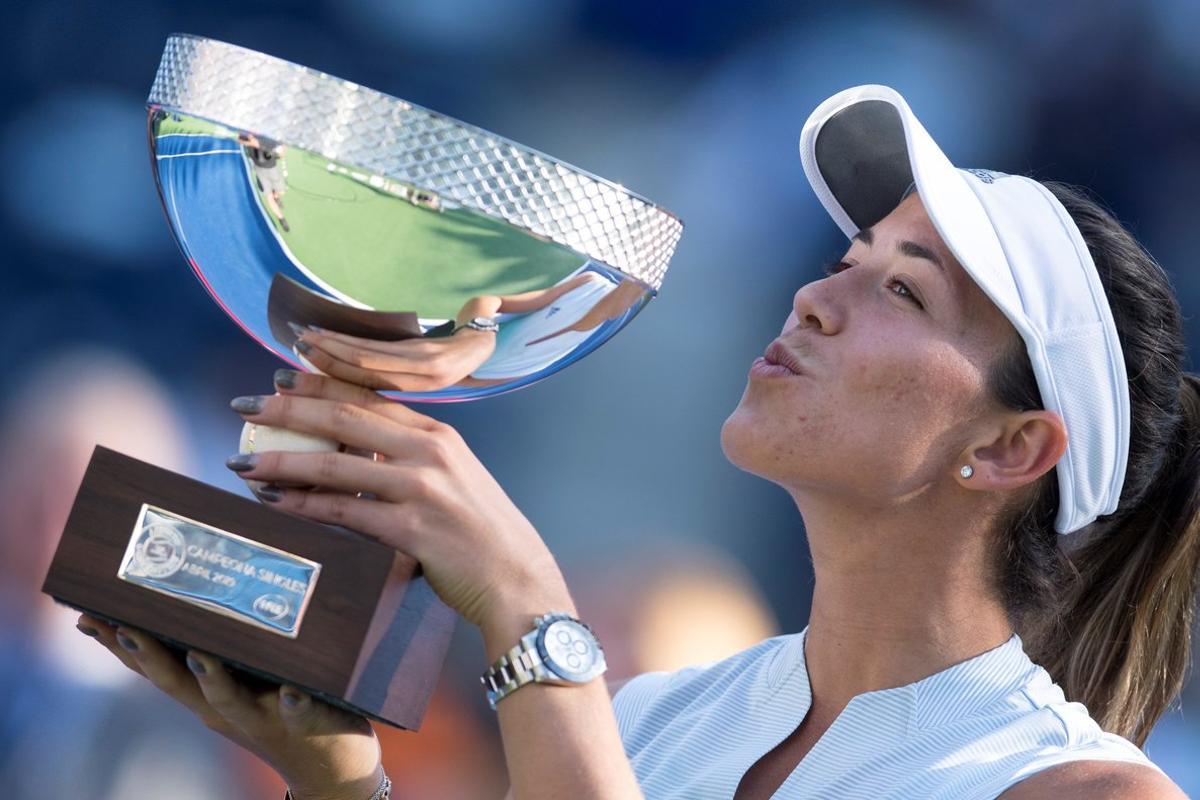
147 33 682 291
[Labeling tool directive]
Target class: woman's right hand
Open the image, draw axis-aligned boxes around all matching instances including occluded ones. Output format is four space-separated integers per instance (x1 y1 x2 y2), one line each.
76 613 384 800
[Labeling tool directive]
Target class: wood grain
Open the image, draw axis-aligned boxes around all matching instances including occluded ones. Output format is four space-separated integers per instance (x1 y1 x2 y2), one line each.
42 445 454 729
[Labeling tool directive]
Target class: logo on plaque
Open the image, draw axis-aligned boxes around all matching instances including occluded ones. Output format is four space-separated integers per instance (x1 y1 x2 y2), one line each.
131 523 186 579
253 593 292 622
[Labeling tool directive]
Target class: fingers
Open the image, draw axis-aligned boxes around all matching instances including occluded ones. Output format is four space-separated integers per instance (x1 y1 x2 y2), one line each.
78 614 145 678
76 616 372 761
271 369 441 431
106 626 234 730
299 331 437 373
293 341 438 392
184 650 271 735
231 392 431 456
229 449 400 499
80 618 271 743
276 684 375 738
304 328 438 354
276 684 322 734
250 487 417 554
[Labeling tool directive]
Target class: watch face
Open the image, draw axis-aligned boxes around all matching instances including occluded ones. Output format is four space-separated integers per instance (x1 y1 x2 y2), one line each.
539 619 605 681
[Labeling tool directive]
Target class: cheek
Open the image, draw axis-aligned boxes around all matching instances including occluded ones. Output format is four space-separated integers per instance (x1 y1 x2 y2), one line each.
847 330 946 400
860 364 931 411
861 344 984 447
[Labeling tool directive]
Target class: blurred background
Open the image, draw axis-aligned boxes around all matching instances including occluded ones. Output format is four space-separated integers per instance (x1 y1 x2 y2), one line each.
2 0 1199 797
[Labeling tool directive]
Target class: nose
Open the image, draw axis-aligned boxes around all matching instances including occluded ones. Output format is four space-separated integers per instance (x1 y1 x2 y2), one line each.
790 280 841 335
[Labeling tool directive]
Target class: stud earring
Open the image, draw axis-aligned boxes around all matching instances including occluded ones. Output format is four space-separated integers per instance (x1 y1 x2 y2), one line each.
960 465 974 479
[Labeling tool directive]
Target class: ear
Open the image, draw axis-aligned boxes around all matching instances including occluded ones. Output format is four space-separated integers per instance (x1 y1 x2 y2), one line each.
959 410 1067 492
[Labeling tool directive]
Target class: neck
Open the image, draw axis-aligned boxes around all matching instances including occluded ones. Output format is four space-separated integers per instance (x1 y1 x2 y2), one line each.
792 489 1014 718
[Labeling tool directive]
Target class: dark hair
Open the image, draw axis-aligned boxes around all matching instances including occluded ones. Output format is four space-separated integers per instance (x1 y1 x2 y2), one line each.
986 181 1200 747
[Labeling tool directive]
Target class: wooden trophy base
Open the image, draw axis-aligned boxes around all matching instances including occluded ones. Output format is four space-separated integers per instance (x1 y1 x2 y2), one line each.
42 446 457 730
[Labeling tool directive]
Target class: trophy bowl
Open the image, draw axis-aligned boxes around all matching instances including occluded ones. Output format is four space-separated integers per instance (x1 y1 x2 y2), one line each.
43 34 682 730
146 33 683 400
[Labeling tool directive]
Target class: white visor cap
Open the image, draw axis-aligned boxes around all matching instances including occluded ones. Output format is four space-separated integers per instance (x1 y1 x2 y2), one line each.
799 85 1129 535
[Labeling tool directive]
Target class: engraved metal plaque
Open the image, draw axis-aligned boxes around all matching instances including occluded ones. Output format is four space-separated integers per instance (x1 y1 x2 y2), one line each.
118 504 321 638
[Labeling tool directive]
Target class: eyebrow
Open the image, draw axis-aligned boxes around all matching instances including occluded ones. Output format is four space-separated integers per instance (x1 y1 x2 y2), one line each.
853 226 949 280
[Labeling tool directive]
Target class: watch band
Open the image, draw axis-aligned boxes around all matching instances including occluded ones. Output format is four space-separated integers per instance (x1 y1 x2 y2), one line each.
480 611 605 710
453 316 499 334
285 773 390 800
481 636 546 711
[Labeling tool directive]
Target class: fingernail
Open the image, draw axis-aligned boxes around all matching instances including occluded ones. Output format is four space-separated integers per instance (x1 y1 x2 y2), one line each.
307 324 326 333
295 340 312 355
286 321 307 338
225 453 258 472
76 624 99 637
230 395 265 414
116 632 139 652
274 368 298 389
281 687 304 707
256 485 283 503
186 654 207 675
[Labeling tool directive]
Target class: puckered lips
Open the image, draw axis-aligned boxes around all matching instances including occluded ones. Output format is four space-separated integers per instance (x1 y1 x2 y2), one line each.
763 340 804 375
749 340 805 381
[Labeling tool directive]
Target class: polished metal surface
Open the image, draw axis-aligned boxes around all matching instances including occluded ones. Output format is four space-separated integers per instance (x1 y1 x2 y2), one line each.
118 504 322 638
147 34 682 400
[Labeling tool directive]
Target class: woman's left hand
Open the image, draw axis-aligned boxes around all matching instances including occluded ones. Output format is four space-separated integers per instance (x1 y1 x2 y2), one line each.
227 369 567 635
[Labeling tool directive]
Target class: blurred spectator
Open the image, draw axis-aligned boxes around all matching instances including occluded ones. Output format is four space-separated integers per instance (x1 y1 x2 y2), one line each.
0 347 279 799
570 538 779 681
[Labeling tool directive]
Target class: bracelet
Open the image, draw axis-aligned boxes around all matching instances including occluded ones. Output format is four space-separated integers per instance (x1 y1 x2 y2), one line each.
284 773 391 800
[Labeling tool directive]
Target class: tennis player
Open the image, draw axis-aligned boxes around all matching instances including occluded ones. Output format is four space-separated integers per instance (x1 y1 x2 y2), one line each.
77 85 1196 799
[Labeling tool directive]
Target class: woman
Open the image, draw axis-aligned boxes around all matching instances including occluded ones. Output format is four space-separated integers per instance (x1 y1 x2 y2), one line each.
76 85 1197 799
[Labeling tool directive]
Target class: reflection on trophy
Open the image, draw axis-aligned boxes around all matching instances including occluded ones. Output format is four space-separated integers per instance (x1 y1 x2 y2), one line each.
41 35 682 729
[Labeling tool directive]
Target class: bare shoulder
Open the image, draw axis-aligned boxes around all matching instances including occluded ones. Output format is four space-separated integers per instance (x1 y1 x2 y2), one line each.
997 760 1187 799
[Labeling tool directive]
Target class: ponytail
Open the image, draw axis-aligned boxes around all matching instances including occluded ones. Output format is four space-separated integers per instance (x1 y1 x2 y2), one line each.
989 182 1200 747
1041 374 1200 745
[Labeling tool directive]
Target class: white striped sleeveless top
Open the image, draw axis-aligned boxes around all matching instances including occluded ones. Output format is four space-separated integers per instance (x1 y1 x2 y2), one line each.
611 628 1164 799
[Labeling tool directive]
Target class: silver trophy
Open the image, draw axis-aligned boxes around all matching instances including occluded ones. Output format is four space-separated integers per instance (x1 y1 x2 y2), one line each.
147 33 683 400
42 34 682 730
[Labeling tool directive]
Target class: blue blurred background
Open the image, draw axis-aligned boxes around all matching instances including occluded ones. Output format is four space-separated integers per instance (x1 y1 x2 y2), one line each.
2 0 1198 796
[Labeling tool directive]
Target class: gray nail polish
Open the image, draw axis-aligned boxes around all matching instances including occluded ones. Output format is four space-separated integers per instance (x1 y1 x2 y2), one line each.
256 485 283 503
295 340 312 355
226 453 258 472
286 321 307 338
307 324 326 333
274 368 297 389
116 632 139 652
76 624 99 637
230 395 264 414
186 654 207 675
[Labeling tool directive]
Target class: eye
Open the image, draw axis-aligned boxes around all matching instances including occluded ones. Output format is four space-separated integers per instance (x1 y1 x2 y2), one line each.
821 259 924 310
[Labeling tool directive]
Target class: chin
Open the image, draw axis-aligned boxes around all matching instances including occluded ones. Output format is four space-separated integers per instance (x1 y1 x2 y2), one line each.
720 406 760 474
721 400 811 488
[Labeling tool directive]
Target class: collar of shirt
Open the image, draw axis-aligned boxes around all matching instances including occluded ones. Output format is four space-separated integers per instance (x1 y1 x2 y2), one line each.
766 627 1039 737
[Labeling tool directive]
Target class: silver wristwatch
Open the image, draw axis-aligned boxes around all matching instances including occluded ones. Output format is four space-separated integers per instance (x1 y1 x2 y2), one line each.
480 611 607 710
453 315 500 334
